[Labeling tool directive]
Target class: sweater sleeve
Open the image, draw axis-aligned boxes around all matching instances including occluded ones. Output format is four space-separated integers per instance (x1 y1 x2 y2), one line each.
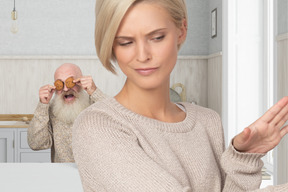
200 106 265 192
221 146 288 192
27 102 53 150
221 142 265 192
204 107 288 192
72 110 192 192
89 88 108 104
252 183 288 192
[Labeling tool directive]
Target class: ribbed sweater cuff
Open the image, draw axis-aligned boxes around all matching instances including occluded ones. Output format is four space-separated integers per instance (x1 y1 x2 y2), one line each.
221 142 265 175
35 102 50 116
273 183 288 191
227 142 265 168
220 142 265 191
252 183 288 192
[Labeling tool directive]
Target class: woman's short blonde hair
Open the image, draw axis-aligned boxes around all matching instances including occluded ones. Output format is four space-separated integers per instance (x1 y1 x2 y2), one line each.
95 0 187 74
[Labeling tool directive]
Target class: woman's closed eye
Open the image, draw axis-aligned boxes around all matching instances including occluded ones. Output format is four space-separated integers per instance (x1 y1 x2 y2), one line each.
152 35 165 42
118 41 133 46
115 34 165 47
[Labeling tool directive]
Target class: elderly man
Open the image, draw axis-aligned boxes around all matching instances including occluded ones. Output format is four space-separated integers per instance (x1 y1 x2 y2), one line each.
28 63 106 163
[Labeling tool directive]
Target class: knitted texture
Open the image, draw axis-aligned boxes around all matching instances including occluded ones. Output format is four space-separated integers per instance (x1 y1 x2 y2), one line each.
72 97 284 192
28 88 106 162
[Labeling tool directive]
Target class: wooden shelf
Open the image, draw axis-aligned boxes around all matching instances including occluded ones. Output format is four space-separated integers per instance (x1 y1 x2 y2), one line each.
0 114 33 122
0 125 29 128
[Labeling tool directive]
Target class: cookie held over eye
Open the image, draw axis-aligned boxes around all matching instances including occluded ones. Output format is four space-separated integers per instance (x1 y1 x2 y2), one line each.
54 79 64 91
65 77 76 89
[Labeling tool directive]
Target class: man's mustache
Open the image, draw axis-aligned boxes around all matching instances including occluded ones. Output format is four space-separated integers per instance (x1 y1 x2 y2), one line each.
60 90 77 98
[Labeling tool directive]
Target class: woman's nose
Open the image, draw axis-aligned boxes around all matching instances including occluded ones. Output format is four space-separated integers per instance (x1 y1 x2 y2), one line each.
136 42 151 62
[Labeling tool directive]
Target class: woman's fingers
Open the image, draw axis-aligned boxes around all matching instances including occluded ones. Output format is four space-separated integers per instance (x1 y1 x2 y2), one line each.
261 97 288 123
275 111 288 129
270 102 288 127
233 97 288 153
233 127 251 151
280 125 288 137
242 127 251 142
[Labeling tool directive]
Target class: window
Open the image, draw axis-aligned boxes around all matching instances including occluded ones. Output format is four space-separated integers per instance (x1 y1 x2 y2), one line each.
223 0 275 187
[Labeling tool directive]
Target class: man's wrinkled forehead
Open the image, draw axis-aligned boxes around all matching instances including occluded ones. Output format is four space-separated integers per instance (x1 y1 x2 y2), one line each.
54 70 76 81
54 64 82 81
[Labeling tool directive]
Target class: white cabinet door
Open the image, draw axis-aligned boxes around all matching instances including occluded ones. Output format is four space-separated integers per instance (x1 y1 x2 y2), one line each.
17 128 51 163
0 128 51 162
0 130 14 162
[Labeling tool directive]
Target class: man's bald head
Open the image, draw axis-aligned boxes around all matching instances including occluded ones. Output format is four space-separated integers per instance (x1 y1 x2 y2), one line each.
54 63 83 81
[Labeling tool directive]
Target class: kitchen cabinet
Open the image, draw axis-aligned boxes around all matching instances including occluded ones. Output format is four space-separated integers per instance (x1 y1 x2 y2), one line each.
0 127 50 163
0 129 14 162
16 128 51 162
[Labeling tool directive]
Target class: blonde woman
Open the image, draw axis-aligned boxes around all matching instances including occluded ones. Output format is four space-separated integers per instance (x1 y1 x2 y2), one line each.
72 0 288 191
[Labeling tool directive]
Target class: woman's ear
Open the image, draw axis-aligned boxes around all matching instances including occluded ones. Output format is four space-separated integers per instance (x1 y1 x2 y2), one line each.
178 18 187 45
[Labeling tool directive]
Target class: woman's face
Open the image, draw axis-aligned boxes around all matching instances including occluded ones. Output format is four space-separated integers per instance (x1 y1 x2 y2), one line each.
113 2 186 90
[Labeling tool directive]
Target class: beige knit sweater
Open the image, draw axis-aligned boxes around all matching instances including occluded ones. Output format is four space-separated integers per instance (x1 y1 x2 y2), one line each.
72 97 288 192
28 89 106 163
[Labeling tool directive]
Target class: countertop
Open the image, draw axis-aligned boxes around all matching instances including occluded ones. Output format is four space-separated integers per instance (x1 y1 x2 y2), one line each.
0 121 29 128
0 163 83 192
0 114 32 128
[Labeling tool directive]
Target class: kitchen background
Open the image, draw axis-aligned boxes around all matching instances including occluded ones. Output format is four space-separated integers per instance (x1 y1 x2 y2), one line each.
0 0 222 114
0 0 287 187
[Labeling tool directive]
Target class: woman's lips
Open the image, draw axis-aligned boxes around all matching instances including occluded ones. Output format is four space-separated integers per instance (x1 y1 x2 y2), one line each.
135 67 158 76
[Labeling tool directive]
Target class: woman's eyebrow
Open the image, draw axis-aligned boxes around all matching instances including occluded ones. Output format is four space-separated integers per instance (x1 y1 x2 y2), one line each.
115 28 167 39
115 36 133 40
146 28 167 36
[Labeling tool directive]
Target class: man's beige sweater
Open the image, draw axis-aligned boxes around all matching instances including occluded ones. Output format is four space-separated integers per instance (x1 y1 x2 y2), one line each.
28 89 106 163
72 97 288 191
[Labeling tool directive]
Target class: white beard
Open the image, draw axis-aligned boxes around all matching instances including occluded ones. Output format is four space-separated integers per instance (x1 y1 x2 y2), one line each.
51 89 90 124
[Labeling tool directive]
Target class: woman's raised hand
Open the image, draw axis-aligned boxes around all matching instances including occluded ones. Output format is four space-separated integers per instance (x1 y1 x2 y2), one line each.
233 96 288 153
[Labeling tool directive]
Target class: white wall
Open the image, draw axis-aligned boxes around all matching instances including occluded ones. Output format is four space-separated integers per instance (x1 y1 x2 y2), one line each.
276 34 288 184
209 0 222 54
0 0 224 115
0 0 219 56
0 0 96 55
0 0 225 119
278 0 288 34
0 56 209 114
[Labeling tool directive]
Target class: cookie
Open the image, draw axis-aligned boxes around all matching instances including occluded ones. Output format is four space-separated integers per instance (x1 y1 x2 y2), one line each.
54 79 64 91
65 77 76 89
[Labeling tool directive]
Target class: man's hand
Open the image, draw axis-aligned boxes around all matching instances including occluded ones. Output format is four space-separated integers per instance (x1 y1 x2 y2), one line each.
74 76 97 95
39 85 55 104
233 96 288 153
